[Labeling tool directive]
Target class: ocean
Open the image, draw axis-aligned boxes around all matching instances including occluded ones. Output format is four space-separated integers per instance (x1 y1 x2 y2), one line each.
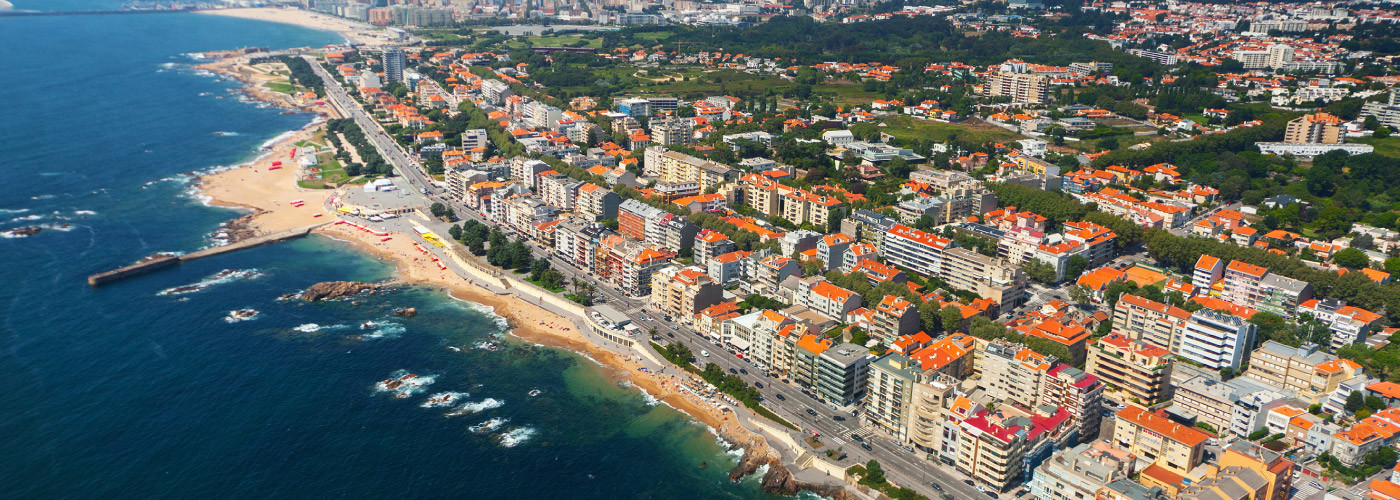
0 3 783 498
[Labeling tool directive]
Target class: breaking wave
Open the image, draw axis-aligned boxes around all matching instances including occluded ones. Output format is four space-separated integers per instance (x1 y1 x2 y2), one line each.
156 269 265 296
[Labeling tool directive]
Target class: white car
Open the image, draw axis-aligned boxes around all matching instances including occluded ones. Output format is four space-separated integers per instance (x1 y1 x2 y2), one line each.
701 350 709 357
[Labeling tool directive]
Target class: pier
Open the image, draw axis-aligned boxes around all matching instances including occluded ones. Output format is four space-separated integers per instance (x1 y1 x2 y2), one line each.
87 223 325 286
0 8 197 17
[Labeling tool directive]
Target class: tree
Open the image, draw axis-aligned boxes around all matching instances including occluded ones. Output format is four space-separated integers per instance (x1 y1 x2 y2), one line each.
1334 248 1369 269
1376 126 1392 139
941 305 965 334
1066 255 1089 281
444 207 457 221
1346 390 1366 413
1068 285 1090 306
1220 366 1236 381
1385 257 1400 276
429 202 446 218
1023 259 1059 284
919 300 943 334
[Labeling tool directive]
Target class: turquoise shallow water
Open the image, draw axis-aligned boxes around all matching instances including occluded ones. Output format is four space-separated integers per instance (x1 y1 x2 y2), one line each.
0 4 783 498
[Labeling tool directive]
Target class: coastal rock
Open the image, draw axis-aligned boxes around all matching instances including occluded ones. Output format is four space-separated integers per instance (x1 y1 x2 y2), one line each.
301 281 379 301
729 435 852 499
9 226 42 237
395 307 417 318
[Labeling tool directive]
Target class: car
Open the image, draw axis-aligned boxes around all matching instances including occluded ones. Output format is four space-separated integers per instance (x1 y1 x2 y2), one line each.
729 368 738 374
806 409 818 416
775 393 785 401
667 333 675 338
740 368 748 374
931 483 942 492
701 350 709 357
833 416 845 421
755 382 763 389
985 493 998 499
904 446 914 453
851 434 862 442
965 480 976 488
861 442 872 451
976 485 987 493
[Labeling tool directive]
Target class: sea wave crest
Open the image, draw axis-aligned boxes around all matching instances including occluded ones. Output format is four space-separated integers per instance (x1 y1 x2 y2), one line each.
157 269 265 296
446 398 504 417
497 426 536 448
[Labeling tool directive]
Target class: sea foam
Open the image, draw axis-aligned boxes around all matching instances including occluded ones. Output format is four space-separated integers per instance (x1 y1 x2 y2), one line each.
497 427 536 448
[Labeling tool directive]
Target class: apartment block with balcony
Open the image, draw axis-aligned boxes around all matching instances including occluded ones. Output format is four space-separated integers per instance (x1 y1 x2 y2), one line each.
1245 340 1362 404
1111 406 1209 476
980 339 1057 409
956 406 1075 492
1174 309 1255 371
1027 441 1138 500
1113 293 1190 352
1087 334 1175 405
796 279 863 322
1221 260 1268 309
870 295 920 346
650 266 724 327
866 352 923 442
1043 364 1104 444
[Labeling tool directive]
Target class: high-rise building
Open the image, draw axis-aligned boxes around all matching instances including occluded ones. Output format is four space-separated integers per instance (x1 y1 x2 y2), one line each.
1111 406 1209 476
382 48 407 83
1282 113 1343 144
984 63 1049 104
1174 309 1256 370
1087 334 1175 405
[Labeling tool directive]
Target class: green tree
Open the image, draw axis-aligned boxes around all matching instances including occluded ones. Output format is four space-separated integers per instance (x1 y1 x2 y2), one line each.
429 202 446 218
919 299 943 334
1346 390 1366 413
1066 255 1089 281
1334 248 1369 269
941 305 965 334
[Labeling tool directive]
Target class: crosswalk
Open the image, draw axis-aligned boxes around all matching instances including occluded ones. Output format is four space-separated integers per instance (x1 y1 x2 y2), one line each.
1291 481 1324 499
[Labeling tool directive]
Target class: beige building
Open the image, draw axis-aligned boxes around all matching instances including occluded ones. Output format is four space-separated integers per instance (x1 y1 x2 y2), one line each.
1111 406 1209 475
1112 293 1190 352
980 339 1056 408
1087 334 1175 405
1282 113 1343 144
1245 340 1363 404
984 70 1049 104
650 266 724 326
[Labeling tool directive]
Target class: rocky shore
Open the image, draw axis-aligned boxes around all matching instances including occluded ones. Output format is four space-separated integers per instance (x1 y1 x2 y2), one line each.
301 281 380 301
729 435 852 498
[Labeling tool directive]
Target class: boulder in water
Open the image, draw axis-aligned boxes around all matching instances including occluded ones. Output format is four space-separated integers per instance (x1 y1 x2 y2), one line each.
395 307 417 318
301 281 379 301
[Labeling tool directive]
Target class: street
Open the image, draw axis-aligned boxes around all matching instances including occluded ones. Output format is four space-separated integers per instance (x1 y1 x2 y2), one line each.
305 55 1004 500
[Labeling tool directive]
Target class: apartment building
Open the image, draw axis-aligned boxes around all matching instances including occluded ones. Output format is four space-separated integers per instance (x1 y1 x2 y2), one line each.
907 374 960 453
1112 406 1209 475
1174 309 1256 370
1087 334 1175 405
538 173 583 212
553 217 611 273
642 147 736 193
721 309 790 362
575 182 620 221
956 406 1075 491
882 224 952 277
817 233 854 272
795 338 870 406
1245 340 1363 404
1213 441 1294 500
692 230 734 267
1282 113 1343 144
1256 274 1313 316
1042 364 1105 444
707 250 753 285
984 69 1050 104
1174 373 1294 440
1298 299 1384 349
617 199 667 241
752 255 799 295
1221 260 1268 307
1113 293 1190 352
870 295 920 346
796 280 863 322
1028 441 1138 500
1061 220 1117 267
866 352 924 441
650 266 724 327
941 247 1028 310
1193 255 1225 287
981 339 1057 409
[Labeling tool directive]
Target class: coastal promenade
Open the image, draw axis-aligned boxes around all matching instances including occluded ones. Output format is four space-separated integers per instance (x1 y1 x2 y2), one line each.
87 223 324 286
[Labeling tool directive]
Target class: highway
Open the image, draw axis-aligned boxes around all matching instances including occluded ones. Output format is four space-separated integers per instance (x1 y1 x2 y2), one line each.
304 56 1001 500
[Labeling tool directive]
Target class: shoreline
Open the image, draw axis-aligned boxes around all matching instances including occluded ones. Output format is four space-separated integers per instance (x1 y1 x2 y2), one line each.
195 7 395 47
188 52 796 489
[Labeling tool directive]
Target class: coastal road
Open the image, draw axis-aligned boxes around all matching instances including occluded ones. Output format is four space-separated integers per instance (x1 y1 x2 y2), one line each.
305 57 996 500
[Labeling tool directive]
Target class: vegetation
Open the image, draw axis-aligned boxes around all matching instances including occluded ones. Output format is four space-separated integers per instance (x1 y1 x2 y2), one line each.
966 316 1076 367
847 460 929 500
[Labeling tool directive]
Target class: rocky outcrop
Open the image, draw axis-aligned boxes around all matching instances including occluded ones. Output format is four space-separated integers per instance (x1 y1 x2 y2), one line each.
729 436 851 499
395 307 417 318
301 281 380 301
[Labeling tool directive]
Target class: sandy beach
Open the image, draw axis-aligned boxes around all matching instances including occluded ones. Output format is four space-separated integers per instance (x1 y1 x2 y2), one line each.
193 56 754 450
197 7 396 47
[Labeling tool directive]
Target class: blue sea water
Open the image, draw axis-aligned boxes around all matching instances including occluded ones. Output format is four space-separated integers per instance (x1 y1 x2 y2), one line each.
0 4 782 498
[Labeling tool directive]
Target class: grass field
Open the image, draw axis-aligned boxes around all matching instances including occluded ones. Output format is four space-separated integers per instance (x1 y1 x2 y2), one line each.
296 156 348 190
811 83 882 105
529 35 602 48
1355 136 1400 158
877 115 1024 145
266 80 299 94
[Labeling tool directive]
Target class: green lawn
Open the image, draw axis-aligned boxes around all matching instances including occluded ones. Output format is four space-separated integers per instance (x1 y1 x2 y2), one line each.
296 157 348 189
1354 136 1400 158
877 115 1024 145
266 80 299 94
811 83 882 105
529 35 602 48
